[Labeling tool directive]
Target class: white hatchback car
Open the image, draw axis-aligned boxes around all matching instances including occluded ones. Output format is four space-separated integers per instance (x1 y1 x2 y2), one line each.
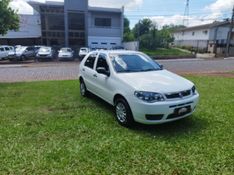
79 47 89 58
79 50 199 127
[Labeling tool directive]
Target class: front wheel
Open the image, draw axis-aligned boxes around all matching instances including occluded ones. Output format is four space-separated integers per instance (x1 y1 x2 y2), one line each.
80 80 89 97
20 55 26 61
115 98 135 127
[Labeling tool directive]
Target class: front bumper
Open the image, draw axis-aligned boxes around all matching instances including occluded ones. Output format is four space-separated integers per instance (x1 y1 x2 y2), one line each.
128 94 199 124
58 55 73 60
8 54 16 59
36 55 53 59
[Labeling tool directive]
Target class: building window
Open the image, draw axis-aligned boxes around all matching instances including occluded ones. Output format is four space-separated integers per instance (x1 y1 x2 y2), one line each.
203 30 208 34
68 12 85 30
192 32 195 36
95 18 111 27
101 43 107 45
110 43 116 45
92 42 98 45
47 14 64 30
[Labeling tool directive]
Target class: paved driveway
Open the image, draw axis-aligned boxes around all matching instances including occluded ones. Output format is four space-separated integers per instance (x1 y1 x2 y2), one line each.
0 59 234 82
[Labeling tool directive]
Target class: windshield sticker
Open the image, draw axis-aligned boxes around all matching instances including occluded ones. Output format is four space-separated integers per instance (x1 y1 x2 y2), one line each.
115 56 127 70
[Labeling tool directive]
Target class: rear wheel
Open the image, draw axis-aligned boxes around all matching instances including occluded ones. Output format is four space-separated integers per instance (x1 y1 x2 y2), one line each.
80 79 89 97
115 98 135 127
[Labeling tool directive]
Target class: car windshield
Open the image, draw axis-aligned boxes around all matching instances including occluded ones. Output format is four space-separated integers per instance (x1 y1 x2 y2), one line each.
110 53 161 73
80 48 88 52
39 47 51 52
61 48 71 52
15 47 27 52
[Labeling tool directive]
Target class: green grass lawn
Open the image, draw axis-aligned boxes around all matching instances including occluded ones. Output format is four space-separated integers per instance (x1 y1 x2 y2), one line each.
0 77 233 174
141 48 194 57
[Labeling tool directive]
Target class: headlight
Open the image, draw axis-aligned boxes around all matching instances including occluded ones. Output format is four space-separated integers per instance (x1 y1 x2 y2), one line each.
134 91 165 103
192 86 197 95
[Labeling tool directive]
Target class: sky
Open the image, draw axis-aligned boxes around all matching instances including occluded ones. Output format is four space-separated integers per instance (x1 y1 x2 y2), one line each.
10 0 234 28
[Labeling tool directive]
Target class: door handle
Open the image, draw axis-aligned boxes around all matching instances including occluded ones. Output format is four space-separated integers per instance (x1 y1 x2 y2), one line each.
93 74 97 78
82 68 85 72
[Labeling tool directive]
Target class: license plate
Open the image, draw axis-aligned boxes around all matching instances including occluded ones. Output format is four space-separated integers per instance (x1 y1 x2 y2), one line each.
175 106 191 115
178 107 188 114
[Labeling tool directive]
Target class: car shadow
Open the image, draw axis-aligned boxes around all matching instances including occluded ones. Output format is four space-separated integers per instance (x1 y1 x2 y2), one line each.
87 93 207 137
88 93 115 113
131 116 207 138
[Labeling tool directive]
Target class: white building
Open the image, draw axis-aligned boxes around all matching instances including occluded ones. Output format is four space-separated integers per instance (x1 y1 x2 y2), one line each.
173 21 234 55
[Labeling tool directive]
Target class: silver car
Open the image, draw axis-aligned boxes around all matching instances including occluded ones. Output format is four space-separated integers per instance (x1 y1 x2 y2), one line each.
58 48 74 61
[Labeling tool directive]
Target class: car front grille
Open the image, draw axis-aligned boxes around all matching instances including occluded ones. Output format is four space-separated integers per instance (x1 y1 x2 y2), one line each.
165 89 191 99
167 106 192 119
145 114 164 121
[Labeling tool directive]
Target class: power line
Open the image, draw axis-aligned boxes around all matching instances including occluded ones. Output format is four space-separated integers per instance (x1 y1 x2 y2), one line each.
226 5 234 57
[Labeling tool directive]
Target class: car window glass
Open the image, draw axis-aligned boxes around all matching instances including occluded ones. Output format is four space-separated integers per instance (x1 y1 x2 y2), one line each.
84 54 97 69
26 47 31 51
110 54 161 73
96 54 109 71
0 48 4 51
5 47 9 51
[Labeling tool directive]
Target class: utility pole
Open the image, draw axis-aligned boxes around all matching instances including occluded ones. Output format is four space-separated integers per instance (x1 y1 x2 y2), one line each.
226 5 234 57
183 0 190 26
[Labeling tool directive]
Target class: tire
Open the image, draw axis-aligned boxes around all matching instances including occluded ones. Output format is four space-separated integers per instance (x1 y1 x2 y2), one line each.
80 79 89 97
20 55 26 61
115 98 135 127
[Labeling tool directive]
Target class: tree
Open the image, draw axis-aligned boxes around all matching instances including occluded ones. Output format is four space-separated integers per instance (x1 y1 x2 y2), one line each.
133 18 154 38
0 0 20 35
162 24 186 33
123 17 135 42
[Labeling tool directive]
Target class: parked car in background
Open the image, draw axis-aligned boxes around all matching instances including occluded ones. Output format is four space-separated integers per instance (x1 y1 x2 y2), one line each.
34 45 43 55
79 47 89 59
112 46 124 50
79 50 199 127
11 46 36 61
36 46 55 61
0 46 14 60
58 47 74 61
7 46 16 60
0 46 9 60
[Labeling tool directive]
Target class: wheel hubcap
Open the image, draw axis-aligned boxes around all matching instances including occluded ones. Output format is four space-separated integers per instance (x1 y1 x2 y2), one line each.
116 102 127 123
80 83 86 96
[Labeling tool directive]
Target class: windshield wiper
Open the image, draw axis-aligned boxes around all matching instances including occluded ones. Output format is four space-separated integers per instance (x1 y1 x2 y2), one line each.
140 68 159 72
117 70 141 73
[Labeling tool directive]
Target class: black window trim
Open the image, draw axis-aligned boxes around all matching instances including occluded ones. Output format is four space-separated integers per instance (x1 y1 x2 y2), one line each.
84 53 97 70
96 53 110 73
94 17 112 28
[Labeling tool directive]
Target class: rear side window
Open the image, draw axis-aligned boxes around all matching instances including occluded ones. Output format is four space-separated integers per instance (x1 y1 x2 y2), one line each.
27 47 34 51
84 54 97 69
0 48 4 51
5 47 9 51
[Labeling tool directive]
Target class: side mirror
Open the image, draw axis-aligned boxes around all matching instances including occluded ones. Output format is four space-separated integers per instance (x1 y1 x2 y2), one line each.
159 64 164 70
97 67 110 77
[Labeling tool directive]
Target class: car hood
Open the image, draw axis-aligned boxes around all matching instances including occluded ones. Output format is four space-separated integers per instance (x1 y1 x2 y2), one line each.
117 70 194 93
59 52 72 56
38 51 51 55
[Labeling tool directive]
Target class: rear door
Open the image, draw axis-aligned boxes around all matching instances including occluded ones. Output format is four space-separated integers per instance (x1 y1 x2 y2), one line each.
4 47 10 58
26 47 35 58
